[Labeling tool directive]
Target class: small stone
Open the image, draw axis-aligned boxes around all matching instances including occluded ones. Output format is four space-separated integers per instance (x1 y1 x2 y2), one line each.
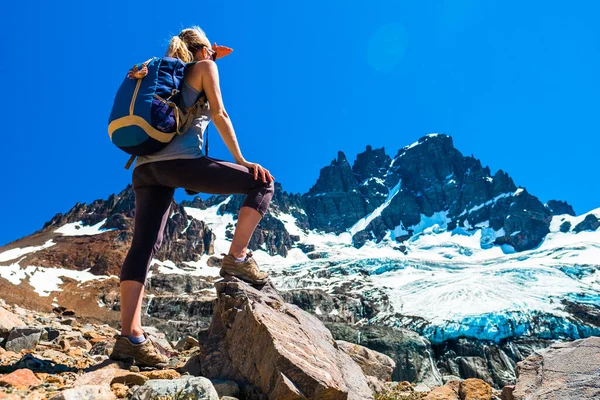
175 335 199 351
111 382 129 398
111 371 148 386
130 377 218 400
139 369 180 380
210 379 240 397
69 339 92 351
89 340 114 356
62 309 76 317
459 378 493 400
52 306 67 315
0 368 42 389
425 385 459 400
129 365 140 372
60 318 76 326
4 327 43 352
46 375 65 385
414 383 432 392
34 373 49 382
49 384 116 400
59 339 70 351
392 381 414 391
42 327 61 341
67 347 84 358
0 308 25 335
74 369 116 387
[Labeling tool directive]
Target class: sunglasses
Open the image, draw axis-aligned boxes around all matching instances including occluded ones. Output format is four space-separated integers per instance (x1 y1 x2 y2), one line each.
203 45 217 61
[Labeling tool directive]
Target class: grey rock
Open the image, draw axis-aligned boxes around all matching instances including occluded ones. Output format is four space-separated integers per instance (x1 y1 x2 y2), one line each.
560 221 572 233
130 377 218 400
210 379 240 397
49 385 116 400
327 323 443 387
513 336 600 399
5 327 43 352
574 214 600 233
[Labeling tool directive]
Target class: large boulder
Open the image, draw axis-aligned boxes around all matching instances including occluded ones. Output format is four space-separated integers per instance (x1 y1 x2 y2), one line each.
513 336 600 399
189 277 373 399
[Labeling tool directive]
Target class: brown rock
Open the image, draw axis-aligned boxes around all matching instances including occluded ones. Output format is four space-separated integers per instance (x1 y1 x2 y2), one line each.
74 369 116 387
69 339 92 351
139 369 180 380
459 378 493 400
47 375 65 385
111 382 129 398
446 379 461 394
336 340 396 381
67 347 84 358
111 371 148 386
500 385 514 400
425 385 460 400
194 276 373 400
0 308 25 335
59 339 70 351
175 335 200 351
0 368 42 389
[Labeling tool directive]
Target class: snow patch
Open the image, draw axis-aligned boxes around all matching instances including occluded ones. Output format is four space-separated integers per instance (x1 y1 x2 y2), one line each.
55 219 115 236
0 240 56 263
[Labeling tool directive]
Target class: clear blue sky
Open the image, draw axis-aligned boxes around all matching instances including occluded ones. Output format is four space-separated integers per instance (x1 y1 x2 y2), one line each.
1 0 599 245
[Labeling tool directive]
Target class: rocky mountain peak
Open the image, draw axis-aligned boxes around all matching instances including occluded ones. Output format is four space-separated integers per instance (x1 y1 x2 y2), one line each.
545 199 576 216
352 145 391 184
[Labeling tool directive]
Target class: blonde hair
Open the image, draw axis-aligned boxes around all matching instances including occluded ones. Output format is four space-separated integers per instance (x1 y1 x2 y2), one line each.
166 26 210 63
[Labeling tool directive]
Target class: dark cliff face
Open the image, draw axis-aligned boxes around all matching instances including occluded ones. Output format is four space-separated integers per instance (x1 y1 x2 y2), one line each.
302 151 372 233
545 200 576 216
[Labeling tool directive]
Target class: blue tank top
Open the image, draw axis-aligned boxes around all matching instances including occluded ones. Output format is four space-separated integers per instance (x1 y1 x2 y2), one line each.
134 80 211 168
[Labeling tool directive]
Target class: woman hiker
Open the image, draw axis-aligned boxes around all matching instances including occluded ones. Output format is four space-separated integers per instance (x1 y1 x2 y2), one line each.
109 26 275 367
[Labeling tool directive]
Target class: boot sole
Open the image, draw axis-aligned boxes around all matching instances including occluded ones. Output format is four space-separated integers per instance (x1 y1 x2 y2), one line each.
109 352 168 369
219 268 269 285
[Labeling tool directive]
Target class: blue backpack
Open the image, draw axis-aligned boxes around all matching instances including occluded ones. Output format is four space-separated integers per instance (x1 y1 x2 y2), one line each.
108 57 208 168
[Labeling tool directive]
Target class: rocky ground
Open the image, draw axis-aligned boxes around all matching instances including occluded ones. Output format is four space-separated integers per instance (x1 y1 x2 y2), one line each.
0 276 596 399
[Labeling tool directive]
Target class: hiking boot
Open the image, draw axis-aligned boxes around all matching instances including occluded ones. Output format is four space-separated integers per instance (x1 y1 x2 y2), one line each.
220 251 269 284
109 332 168 368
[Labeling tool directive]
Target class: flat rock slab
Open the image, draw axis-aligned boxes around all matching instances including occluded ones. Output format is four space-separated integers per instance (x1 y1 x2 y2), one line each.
49 385 116 400
194 277 373 400
130 377 218 400
513 336 600 400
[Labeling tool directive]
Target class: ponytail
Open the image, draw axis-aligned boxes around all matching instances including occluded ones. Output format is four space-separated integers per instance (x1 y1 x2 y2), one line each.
166 35 194 63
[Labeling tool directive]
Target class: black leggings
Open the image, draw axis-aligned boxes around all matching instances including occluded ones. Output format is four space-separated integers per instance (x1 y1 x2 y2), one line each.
120 156 274 284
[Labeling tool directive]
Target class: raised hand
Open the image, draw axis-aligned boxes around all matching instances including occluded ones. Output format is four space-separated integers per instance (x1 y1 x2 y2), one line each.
212 42 233 60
